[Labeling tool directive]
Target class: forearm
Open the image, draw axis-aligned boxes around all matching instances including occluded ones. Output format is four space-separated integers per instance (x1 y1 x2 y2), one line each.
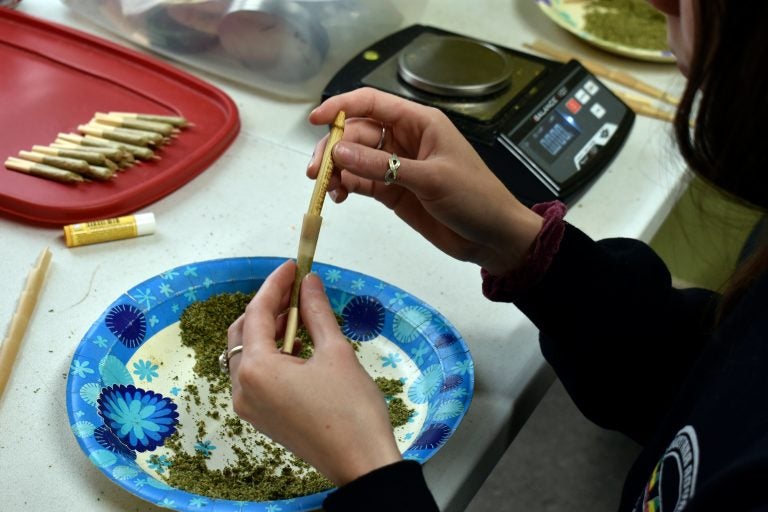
486 221 717 441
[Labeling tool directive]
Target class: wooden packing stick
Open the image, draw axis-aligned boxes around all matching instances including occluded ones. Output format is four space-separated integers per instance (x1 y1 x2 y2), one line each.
524 40 681 106
282 111 346 354
612 90 676 123
0 248 52 401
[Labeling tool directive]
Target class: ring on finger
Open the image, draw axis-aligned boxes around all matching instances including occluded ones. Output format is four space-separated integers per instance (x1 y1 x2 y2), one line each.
375 124 386 150
219 345 244 374
384 153 400 185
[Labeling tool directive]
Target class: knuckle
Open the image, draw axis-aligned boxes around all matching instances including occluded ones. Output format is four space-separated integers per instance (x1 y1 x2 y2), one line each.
349 147 369 171
425 105 447 121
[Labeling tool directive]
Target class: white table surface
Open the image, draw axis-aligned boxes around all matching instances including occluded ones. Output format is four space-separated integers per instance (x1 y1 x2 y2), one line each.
1 1 687 510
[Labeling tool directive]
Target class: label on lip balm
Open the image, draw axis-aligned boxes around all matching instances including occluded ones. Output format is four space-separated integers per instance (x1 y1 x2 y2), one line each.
63 213 155 247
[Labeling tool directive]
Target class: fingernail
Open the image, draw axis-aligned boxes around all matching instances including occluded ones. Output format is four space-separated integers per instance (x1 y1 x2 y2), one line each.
305 272 325 291
329 189 339 202
333 142 349 160
306 149 315 170
303 271 319 287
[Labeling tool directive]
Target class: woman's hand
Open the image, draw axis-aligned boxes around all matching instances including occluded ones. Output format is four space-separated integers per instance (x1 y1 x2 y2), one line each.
227 260 402 486
308 87 543 276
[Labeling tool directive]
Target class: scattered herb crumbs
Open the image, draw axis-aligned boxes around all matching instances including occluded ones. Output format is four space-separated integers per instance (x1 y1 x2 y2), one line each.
179 291 253 388
223 416 244 438
162 431 332 501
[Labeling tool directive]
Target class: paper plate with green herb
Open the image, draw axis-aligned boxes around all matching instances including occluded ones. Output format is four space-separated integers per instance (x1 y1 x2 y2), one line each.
536 0 675 63
66 256 474 511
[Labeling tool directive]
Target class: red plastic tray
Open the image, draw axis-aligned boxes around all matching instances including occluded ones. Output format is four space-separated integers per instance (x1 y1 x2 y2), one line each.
0 8 240 226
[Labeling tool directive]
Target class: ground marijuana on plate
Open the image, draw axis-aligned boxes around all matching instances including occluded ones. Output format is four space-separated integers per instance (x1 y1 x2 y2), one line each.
584 0 668 51
152 291 414 501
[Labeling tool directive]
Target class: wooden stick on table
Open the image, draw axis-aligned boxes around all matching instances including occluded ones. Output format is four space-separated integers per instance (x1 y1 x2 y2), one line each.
612 90 676 124
0 248 53 400
524 39 681 106
281 111 346 354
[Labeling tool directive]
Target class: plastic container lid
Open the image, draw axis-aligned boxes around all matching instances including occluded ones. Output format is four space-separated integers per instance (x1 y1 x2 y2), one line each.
0 8 240 226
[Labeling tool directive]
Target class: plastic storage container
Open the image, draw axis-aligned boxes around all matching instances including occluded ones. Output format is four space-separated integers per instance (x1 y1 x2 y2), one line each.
61 0 427 100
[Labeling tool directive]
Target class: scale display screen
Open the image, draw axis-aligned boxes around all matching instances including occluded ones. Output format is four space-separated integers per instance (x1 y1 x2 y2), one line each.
528 110 580 164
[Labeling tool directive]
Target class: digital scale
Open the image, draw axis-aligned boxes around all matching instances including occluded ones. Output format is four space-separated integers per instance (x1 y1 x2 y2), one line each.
323 25 635 205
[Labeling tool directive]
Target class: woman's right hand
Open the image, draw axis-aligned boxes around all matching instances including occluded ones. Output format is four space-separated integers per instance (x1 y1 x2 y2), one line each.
227 261 402 486
307 88 543 276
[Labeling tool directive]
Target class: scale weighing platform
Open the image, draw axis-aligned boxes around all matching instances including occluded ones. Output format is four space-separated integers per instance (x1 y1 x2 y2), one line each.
323 25 635 205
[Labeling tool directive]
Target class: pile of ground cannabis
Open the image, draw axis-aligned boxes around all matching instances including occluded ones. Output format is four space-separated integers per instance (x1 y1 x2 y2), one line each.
375 377 412 428
153 424 332 501
178 292 251 392
156 291 413 501
583 0 667 51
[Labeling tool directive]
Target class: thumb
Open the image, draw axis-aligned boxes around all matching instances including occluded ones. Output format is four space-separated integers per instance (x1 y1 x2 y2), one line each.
299 273 345 352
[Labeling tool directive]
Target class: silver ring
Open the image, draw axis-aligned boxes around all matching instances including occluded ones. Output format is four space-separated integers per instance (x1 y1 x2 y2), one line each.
219 345 243 374
384 153 400 185
375 125 386 150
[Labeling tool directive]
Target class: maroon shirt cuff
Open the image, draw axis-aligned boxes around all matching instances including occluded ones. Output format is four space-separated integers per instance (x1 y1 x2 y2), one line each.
481 200 567 301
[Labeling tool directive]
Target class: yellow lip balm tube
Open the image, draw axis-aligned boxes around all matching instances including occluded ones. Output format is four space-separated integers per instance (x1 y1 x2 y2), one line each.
63 213 156 248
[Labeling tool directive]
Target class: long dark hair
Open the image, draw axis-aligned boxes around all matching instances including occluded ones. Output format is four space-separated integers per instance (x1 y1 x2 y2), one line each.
673 1 768 313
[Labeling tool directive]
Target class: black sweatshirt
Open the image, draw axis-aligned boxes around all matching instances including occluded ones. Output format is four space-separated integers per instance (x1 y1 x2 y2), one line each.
324 224 768 511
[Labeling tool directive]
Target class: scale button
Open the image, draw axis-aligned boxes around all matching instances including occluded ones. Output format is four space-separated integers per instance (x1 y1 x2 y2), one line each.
584 80 599 95
579 146 600 167
575 89 591 104
566 98 582 114
590 103 606 119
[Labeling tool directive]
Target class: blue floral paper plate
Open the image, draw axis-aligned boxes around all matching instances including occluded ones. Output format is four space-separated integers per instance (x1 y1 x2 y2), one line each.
66 257 474 511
